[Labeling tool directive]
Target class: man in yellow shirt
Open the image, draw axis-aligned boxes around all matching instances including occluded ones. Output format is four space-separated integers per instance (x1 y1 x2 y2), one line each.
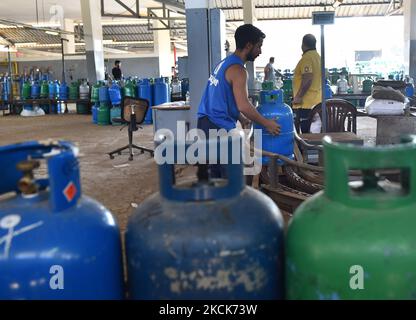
292 34 322 133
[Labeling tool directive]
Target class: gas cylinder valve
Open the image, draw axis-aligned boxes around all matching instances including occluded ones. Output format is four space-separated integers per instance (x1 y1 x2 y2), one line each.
16 159 40 195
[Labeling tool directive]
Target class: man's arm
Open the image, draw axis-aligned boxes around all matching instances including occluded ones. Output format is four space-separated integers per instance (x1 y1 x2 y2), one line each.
227 65 280 135
293 72 313 105
264 65 270 80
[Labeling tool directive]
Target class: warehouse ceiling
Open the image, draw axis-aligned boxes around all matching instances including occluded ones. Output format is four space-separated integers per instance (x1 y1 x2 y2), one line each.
0 0 404 55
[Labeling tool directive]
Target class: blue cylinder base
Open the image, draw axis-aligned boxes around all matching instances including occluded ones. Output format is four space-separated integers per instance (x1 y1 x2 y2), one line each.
126 187 284 300
0 193 124 300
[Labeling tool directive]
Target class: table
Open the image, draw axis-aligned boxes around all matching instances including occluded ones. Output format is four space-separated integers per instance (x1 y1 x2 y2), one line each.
299 132 364 165
300 132 364 145
152 103 191 144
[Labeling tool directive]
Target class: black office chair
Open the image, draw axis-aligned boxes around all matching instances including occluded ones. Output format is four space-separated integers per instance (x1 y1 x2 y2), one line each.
108 96 154 161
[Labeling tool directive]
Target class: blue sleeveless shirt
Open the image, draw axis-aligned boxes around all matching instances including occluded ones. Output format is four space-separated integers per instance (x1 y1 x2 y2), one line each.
197 54 244 130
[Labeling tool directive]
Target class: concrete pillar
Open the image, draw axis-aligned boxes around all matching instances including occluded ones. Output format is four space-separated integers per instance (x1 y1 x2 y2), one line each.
80 0 105 83
404 0 416 80
185 0 212 129
153 20 173 77
242 0 257 91
62 19 76 54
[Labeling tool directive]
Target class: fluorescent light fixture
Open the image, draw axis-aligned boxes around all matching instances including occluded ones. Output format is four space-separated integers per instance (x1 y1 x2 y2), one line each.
15 42 38 47
0 25 18 29
45 30 60 36
32 23 61 28
109 41 153 45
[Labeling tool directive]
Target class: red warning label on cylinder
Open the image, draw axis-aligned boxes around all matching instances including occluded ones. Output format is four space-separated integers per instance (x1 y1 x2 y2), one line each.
63 182 77 202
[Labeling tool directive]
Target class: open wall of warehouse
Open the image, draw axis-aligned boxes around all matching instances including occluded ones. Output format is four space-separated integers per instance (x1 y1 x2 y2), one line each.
15 57 160 82
256 16 404 77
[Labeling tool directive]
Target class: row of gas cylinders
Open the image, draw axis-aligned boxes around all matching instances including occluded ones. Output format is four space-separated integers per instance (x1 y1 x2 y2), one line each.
1 135 416 300
1 77 13 101
267 79 333 105
91 103 122 126
90 78 170 125
20 80 90 101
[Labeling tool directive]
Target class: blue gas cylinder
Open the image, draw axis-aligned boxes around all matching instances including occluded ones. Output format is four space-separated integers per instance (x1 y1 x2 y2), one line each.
254 90 294 165
137 79 153 124
2 78 10 101
181 78 189 100
0 141 124 300
405 83 414 98
23 104 33 111
54 81 60 99
59 82 68 101
99 86 110 104
325 81 333 99
48 82 56 99
92 103 99 124
50 104 57 114
126 136 285 300
154 77 170 106
108 83 122 106
31 82 41 99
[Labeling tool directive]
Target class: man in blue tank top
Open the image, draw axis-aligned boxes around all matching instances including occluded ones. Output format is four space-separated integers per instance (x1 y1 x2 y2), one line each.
197 24 281 178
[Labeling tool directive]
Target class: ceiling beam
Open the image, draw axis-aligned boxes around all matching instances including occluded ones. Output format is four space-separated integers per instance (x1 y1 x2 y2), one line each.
153 0 185 13
0 33 14 46
221 0 400 10
16 47 62 57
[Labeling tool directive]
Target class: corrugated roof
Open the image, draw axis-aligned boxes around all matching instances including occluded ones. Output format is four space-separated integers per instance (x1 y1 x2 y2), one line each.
104 24 153 42
0 27 61 44
213 0 403 21
0 0 404 52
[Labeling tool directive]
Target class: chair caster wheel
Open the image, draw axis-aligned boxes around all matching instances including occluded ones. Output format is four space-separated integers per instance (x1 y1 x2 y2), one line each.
129 156 133 161
109 155 114 160
118 152 122 155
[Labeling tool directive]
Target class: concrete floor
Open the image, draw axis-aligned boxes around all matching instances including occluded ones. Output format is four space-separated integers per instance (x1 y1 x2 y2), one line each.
0 112 158 233
0 108 377 233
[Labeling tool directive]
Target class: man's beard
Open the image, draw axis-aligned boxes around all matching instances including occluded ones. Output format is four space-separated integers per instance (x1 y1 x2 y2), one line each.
246 50 256 62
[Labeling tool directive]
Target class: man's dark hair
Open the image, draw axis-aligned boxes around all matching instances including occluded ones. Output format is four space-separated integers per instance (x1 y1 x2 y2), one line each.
302 34 316 49
235 24 265 50
270 57 275 63
115 60 121 65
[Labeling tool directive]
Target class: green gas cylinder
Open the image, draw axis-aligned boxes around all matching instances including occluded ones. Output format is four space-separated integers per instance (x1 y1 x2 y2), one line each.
40 81 49 98
91 83 101 102
282 79 293 105
98 103 111 125
286 136 416 300
262 81 274 91
22 81 31 100
69 82 80 100
123 80 136 98
362 78 373 94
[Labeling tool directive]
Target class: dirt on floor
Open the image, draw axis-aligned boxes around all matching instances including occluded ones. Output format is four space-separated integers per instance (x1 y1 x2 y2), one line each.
0 114 159 232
